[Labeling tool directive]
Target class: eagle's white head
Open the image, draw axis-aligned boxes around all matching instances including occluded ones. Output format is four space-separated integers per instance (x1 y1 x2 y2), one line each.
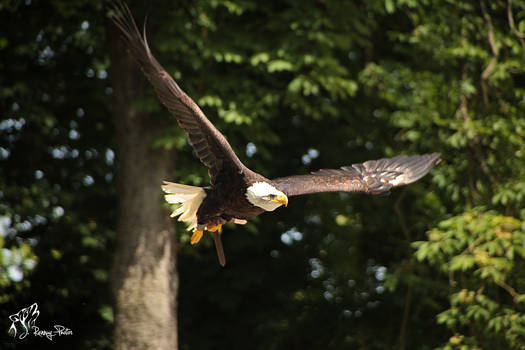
246 182 288 211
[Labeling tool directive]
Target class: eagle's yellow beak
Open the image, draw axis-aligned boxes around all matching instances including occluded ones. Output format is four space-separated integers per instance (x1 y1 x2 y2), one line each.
272 194 288 207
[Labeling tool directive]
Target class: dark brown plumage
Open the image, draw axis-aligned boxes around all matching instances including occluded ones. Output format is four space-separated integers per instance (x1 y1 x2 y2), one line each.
110 3 441 266
110 2 244 183
273 153 441 196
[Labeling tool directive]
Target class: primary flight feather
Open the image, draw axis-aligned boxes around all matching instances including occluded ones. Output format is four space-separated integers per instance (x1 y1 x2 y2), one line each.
110 3 441 266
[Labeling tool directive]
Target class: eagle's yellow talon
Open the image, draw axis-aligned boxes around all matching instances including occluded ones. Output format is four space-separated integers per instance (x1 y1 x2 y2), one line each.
207 224 222 232
190 230 203 245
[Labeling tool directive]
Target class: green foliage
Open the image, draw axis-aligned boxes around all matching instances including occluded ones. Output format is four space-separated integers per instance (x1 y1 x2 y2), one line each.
362 0 525 348
0 0 113 348
414 209 525 349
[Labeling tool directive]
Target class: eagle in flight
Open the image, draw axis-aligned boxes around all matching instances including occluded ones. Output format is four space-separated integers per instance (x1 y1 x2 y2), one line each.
110 3 441 266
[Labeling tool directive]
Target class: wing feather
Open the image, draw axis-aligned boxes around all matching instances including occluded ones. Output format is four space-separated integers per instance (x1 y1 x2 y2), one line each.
272 153 441 197
110 2 245 181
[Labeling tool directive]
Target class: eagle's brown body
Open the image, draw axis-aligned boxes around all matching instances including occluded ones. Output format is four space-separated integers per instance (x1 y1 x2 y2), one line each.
197 168 266 227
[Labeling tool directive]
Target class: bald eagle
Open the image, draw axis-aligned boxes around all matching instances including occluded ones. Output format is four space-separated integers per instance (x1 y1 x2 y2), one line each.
111 3 441 266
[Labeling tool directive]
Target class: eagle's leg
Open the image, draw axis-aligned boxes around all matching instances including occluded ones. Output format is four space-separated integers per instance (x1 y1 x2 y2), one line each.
207 224 226 265
212 231 226 267
192 221 226 265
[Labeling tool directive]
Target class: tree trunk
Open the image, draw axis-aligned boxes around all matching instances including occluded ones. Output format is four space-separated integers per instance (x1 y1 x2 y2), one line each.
108 22 178 350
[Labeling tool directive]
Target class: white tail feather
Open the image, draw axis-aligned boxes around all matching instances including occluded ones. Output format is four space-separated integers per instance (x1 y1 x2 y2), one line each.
162 181 206 231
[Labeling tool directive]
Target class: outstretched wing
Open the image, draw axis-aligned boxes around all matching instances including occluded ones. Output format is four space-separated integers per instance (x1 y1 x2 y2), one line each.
272 153 441 197
110 2 245 181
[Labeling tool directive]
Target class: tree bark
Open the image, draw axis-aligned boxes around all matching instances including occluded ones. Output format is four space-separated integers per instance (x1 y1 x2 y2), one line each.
108 22 178 350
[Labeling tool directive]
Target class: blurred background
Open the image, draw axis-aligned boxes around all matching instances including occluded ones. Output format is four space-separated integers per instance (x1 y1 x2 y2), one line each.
1 0 525 349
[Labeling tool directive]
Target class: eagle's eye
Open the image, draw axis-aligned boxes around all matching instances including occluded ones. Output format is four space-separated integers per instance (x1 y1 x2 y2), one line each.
262 194 276 201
